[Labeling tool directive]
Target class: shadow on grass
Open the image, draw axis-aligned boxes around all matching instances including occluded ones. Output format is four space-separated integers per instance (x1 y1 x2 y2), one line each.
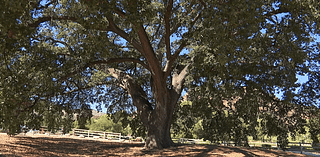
1 135 143 156
0 135 310 157
140 143 308 157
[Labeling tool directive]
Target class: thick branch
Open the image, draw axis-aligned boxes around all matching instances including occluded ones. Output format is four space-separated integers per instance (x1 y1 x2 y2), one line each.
156 7 187 51
106 16 144 53
137 25 162 76
163 3 204 77
164 0 173 59
107 68 153 124
90 58 150 71
157 0 204 51
164 41 188 77
113 7 126 18
58 58 150 81
163 10 200 77
191 10 202 26
172 64 190 94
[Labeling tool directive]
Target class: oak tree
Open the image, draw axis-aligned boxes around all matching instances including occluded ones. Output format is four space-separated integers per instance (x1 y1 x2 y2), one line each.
0 0 319 148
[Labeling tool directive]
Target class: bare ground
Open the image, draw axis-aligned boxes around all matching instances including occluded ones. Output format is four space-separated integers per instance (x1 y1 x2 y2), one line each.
0 133 313 157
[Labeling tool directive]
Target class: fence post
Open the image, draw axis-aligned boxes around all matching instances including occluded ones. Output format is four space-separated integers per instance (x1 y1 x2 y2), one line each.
104 132 106 139
88 130 90 138
300 142 302 154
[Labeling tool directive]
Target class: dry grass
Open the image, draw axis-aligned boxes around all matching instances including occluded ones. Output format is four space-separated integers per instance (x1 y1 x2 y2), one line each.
0 133 313 157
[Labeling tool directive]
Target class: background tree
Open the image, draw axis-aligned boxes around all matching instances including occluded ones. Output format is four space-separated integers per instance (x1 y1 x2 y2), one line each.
0 0 319 149
184 0 319 145
306 107 320 145
86 114 121 133
298 57 320 145
171 100 197 139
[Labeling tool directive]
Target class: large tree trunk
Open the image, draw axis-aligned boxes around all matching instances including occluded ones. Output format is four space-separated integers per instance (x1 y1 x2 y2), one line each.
108 64 187 149
144 89 179 149
144 107 174 148
127 84 180 149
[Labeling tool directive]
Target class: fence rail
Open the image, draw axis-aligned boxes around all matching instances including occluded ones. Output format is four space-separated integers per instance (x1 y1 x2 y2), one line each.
175 138 319 154
73 129 121 141
176 138 207 144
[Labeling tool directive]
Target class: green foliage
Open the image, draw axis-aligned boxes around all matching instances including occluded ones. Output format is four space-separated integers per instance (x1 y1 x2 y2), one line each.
172 101 196 138
86 114 123 133
0 1 319 147
192 120 205 139
308 109 320 144
117 112 147 138
184 0 319 143
173 98 308 146
277 131 289 150
72 112 137 136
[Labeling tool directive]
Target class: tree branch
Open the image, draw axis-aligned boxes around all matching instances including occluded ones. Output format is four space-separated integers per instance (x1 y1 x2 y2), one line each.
172 64 190 94
106 16 144 53
63 81 113 95
156 6 188 51
107 68 153 123
137 25 162 77
164 3 203 77
164 41 187 77
164 0 173 59
263 7 290 17
58 58 150 82
39 36 74 53
113 7 127 18
88 58 150 71
28 16 77 28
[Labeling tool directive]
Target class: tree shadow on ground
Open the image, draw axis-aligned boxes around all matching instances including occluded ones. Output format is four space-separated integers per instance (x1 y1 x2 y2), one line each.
1 135 143 156
0 135 310 157
140 144 309 157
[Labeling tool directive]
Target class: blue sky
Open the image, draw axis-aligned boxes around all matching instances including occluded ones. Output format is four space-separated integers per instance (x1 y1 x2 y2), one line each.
39 0 317 112
33 0 319 112
93 34 320 113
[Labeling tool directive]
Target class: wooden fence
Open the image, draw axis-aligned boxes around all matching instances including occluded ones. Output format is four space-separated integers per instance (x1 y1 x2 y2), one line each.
216 140 319 154
176 138 319 154
73 129 121 141
177 138 206 144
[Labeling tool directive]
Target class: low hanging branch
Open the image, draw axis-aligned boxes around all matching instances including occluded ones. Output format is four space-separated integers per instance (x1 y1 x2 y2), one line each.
107 68 154 124
58 58 150 82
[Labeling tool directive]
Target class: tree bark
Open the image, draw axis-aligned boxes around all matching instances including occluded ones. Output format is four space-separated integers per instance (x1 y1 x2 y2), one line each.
143 66 188 149
107 64 188 149
144 89 179 149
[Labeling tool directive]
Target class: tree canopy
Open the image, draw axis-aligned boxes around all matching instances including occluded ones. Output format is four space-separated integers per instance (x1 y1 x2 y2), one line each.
0 0 319 148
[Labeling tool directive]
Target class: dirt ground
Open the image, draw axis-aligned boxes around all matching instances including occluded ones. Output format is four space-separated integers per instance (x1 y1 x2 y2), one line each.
0 133 314 157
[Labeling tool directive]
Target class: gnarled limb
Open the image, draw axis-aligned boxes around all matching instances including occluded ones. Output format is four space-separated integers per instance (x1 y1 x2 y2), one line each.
58 58 150 82
107 68 153 125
